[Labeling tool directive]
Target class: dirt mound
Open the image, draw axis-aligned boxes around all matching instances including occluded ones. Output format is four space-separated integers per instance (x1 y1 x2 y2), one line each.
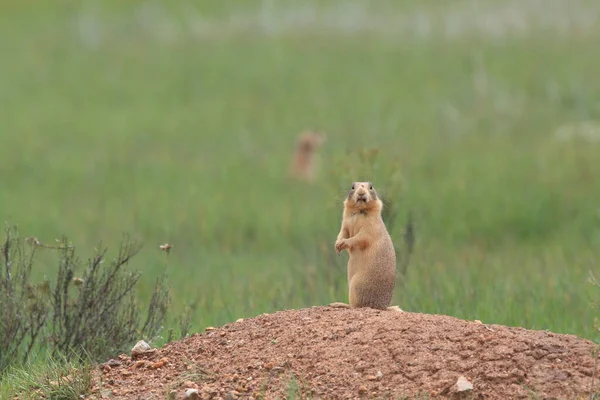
96 307 599 399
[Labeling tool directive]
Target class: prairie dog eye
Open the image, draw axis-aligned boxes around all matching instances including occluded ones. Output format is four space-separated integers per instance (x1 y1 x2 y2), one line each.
351 184 355 190
369 183 373 190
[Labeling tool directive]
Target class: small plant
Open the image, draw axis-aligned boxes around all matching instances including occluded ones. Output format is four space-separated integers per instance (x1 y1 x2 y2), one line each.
161 242 195 344
285 373 302 400
168 302 196 342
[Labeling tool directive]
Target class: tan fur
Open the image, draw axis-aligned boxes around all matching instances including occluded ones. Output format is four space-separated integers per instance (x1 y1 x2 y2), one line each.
331 182 402 312
289 131 325 183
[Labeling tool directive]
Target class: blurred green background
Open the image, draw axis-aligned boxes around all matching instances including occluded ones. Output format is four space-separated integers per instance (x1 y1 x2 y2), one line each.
1 0 599 341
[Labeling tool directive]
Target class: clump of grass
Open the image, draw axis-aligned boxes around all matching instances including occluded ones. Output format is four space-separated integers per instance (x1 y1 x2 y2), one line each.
284 373 315 400
285 374 302 400
0 352 93 400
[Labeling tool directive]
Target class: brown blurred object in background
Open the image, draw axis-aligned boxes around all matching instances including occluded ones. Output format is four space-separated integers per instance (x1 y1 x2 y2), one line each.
289 130 326 183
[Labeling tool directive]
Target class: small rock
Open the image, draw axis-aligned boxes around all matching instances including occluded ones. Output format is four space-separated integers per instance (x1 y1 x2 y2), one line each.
203 387 219 396
205 327 216 332
131 360 147 369
186 388 200 399
263 361 275 370
183 381 198 389
376 370 383 379
151 357 169 369
121 370 133 376
106 359 122 367
100 389 112 399
455 376 473 392
225 391 238 400
366 375 377 381
167 390 177 400
131 340 151 357
358 385 368 395
236 318 244 323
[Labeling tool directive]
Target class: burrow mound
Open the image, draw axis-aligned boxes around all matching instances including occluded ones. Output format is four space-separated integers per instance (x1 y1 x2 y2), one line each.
96 307 599 399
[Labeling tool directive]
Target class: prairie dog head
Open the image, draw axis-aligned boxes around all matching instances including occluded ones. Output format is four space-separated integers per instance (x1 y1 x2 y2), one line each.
297 131 326 152
344 181 383 214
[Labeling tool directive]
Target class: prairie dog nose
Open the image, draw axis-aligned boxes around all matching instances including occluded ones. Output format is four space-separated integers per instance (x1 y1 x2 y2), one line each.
357 187 366 195
356 189 367 202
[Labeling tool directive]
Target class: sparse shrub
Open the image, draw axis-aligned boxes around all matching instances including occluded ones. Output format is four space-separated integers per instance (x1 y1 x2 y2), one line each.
0 225 171 375
48 235 170 362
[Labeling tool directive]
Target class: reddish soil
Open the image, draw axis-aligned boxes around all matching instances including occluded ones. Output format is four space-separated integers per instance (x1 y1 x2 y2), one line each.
95 307 599 400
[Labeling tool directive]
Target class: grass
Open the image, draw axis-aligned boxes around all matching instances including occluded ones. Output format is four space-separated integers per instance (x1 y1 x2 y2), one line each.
0 353 92 400
1 0 600 381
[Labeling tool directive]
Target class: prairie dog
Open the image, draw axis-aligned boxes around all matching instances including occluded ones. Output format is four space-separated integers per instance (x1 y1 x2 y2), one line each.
331 182 401 312
289 131 325 183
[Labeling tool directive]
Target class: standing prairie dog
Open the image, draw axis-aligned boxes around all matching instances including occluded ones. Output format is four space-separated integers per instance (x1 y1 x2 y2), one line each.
289 131 326 183
331 182 402 312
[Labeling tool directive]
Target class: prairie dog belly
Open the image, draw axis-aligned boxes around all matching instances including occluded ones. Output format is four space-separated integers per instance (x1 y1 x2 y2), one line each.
347 235 396 309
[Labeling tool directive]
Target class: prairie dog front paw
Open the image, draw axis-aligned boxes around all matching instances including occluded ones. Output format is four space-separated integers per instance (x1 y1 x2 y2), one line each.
335 239 349 254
